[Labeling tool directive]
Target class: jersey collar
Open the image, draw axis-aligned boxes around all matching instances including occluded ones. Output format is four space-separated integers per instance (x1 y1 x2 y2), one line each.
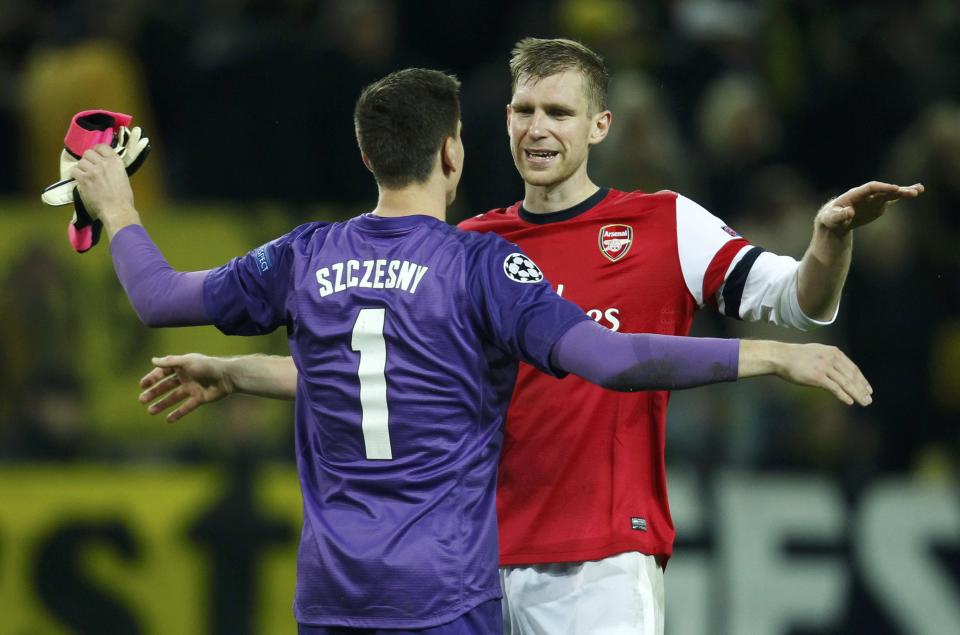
353 213 444 234
518 187 610 225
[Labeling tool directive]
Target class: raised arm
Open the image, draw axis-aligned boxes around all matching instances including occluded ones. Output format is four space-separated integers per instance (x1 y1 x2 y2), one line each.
73 144 211 326
139 354 297 423
550 321 872 406
797 180 923 320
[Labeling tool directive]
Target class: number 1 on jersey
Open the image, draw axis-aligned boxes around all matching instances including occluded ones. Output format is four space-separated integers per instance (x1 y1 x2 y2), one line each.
351 308 393 459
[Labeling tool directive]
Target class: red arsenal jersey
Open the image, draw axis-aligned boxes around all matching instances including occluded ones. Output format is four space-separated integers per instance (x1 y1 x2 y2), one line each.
459 187 785 565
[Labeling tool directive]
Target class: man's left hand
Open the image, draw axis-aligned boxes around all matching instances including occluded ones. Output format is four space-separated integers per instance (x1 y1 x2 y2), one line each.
816 181 924 235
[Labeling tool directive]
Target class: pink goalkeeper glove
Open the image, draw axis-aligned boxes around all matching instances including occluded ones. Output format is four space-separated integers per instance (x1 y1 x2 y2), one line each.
41 110 151 253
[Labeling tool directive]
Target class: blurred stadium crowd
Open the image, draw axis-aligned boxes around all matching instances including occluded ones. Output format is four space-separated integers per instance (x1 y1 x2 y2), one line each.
1 0 959 485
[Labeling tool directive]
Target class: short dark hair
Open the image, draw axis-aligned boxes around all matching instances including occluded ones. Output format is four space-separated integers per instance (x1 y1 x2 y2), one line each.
354 68 461 188
509 38 609 112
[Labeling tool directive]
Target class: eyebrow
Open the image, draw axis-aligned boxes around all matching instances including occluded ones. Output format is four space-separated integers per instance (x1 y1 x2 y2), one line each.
511 100 578 114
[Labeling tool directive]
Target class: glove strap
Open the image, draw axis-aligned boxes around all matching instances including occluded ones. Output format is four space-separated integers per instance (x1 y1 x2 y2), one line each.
63 110 133 158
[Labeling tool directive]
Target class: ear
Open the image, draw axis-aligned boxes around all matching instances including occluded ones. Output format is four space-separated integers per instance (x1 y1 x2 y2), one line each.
588 110 613 146
505 103 513 135
440 136 459 177
361 152 374 173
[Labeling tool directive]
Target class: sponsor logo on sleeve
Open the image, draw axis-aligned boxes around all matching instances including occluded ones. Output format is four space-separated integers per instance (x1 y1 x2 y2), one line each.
503 253 544 283
254 244 273 274
598 224 633 262
721 225 740 237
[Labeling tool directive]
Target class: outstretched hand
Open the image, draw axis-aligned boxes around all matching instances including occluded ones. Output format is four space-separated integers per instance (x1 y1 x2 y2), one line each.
776 343 873 406
139 354 235 423
816 181 924 235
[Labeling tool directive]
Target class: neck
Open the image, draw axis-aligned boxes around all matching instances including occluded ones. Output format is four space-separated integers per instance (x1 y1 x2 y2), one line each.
522 166 598 213
371 180 448 222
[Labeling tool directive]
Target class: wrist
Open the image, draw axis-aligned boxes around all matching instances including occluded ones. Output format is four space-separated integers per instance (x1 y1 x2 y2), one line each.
220 358 239 395
739 340 787 378
765 341 790 377
813 213 855 242
102 203 142 239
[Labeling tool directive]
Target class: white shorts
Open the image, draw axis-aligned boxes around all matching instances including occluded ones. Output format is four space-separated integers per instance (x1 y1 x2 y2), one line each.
500 551 665 635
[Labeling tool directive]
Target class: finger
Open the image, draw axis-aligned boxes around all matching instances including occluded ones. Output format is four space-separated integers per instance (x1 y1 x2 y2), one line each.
834 182 898 208
152 355 188 369
825 350 872 404
873 188 916 203
827 366 870 406
894 183 924 198
167 397 200 424
848 181 899 200
860 182 923 204
820 375 855 406
139 365 174 389
835 355 873 396
147 386 191 414
832 364 872 402
862 181 900 194
81 148 104 164
93 143 116 157
71 160 91 177
139 372 181 403
821 205 855 227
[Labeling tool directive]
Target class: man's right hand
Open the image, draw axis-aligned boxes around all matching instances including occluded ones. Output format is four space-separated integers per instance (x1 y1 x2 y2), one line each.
73 144 141 238
139 354 235 423
739 340 873 406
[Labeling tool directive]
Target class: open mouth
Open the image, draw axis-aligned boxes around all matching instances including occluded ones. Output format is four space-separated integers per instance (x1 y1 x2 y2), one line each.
524 149 559 164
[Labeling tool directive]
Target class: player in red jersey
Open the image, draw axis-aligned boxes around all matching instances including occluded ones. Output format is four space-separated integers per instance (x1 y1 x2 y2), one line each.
136 39 921 634
458 38 920 634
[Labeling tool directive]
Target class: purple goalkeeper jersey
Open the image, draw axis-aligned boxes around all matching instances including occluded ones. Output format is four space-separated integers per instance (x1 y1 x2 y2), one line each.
202 213 588 629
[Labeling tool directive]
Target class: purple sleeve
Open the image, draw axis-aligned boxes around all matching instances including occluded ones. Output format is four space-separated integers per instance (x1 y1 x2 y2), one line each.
109 225 212 327
202 225 315 336
467 235 590 376
550 320 740 391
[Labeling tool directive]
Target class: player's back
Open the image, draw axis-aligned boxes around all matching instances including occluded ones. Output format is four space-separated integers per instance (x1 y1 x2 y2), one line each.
287 213 511 627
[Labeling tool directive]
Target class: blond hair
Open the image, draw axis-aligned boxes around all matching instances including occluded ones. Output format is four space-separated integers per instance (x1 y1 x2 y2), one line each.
509 37 609 112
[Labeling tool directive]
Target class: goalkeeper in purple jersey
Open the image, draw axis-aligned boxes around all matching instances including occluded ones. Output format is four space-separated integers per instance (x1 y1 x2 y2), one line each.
72 68 872 634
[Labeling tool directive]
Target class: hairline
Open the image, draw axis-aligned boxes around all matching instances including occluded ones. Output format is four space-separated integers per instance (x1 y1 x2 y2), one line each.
511 69 606 115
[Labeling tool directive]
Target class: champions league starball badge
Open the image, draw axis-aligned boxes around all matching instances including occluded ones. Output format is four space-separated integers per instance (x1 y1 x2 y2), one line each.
503 253 544 283
598 224 633 262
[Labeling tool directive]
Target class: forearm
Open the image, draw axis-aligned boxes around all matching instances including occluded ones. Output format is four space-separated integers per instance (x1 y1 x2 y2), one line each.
222 355 297 400
550 320 739 391
110 225 211 326
797 222 852 320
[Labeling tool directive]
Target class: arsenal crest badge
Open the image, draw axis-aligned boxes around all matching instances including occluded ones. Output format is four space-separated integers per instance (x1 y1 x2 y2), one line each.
598 224 633 262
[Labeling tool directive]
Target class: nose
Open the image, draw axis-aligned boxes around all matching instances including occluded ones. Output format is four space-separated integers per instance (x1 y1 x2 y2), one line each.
527 110 547 139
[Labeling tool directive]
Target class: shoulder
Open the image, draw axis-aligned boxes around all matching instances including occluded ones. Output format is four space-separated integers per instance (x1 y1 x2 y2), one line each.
609 188 679 204
670 192 727 223
590 188 681 219
271 221 334 248
457 204 521 233
451 221 515 253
